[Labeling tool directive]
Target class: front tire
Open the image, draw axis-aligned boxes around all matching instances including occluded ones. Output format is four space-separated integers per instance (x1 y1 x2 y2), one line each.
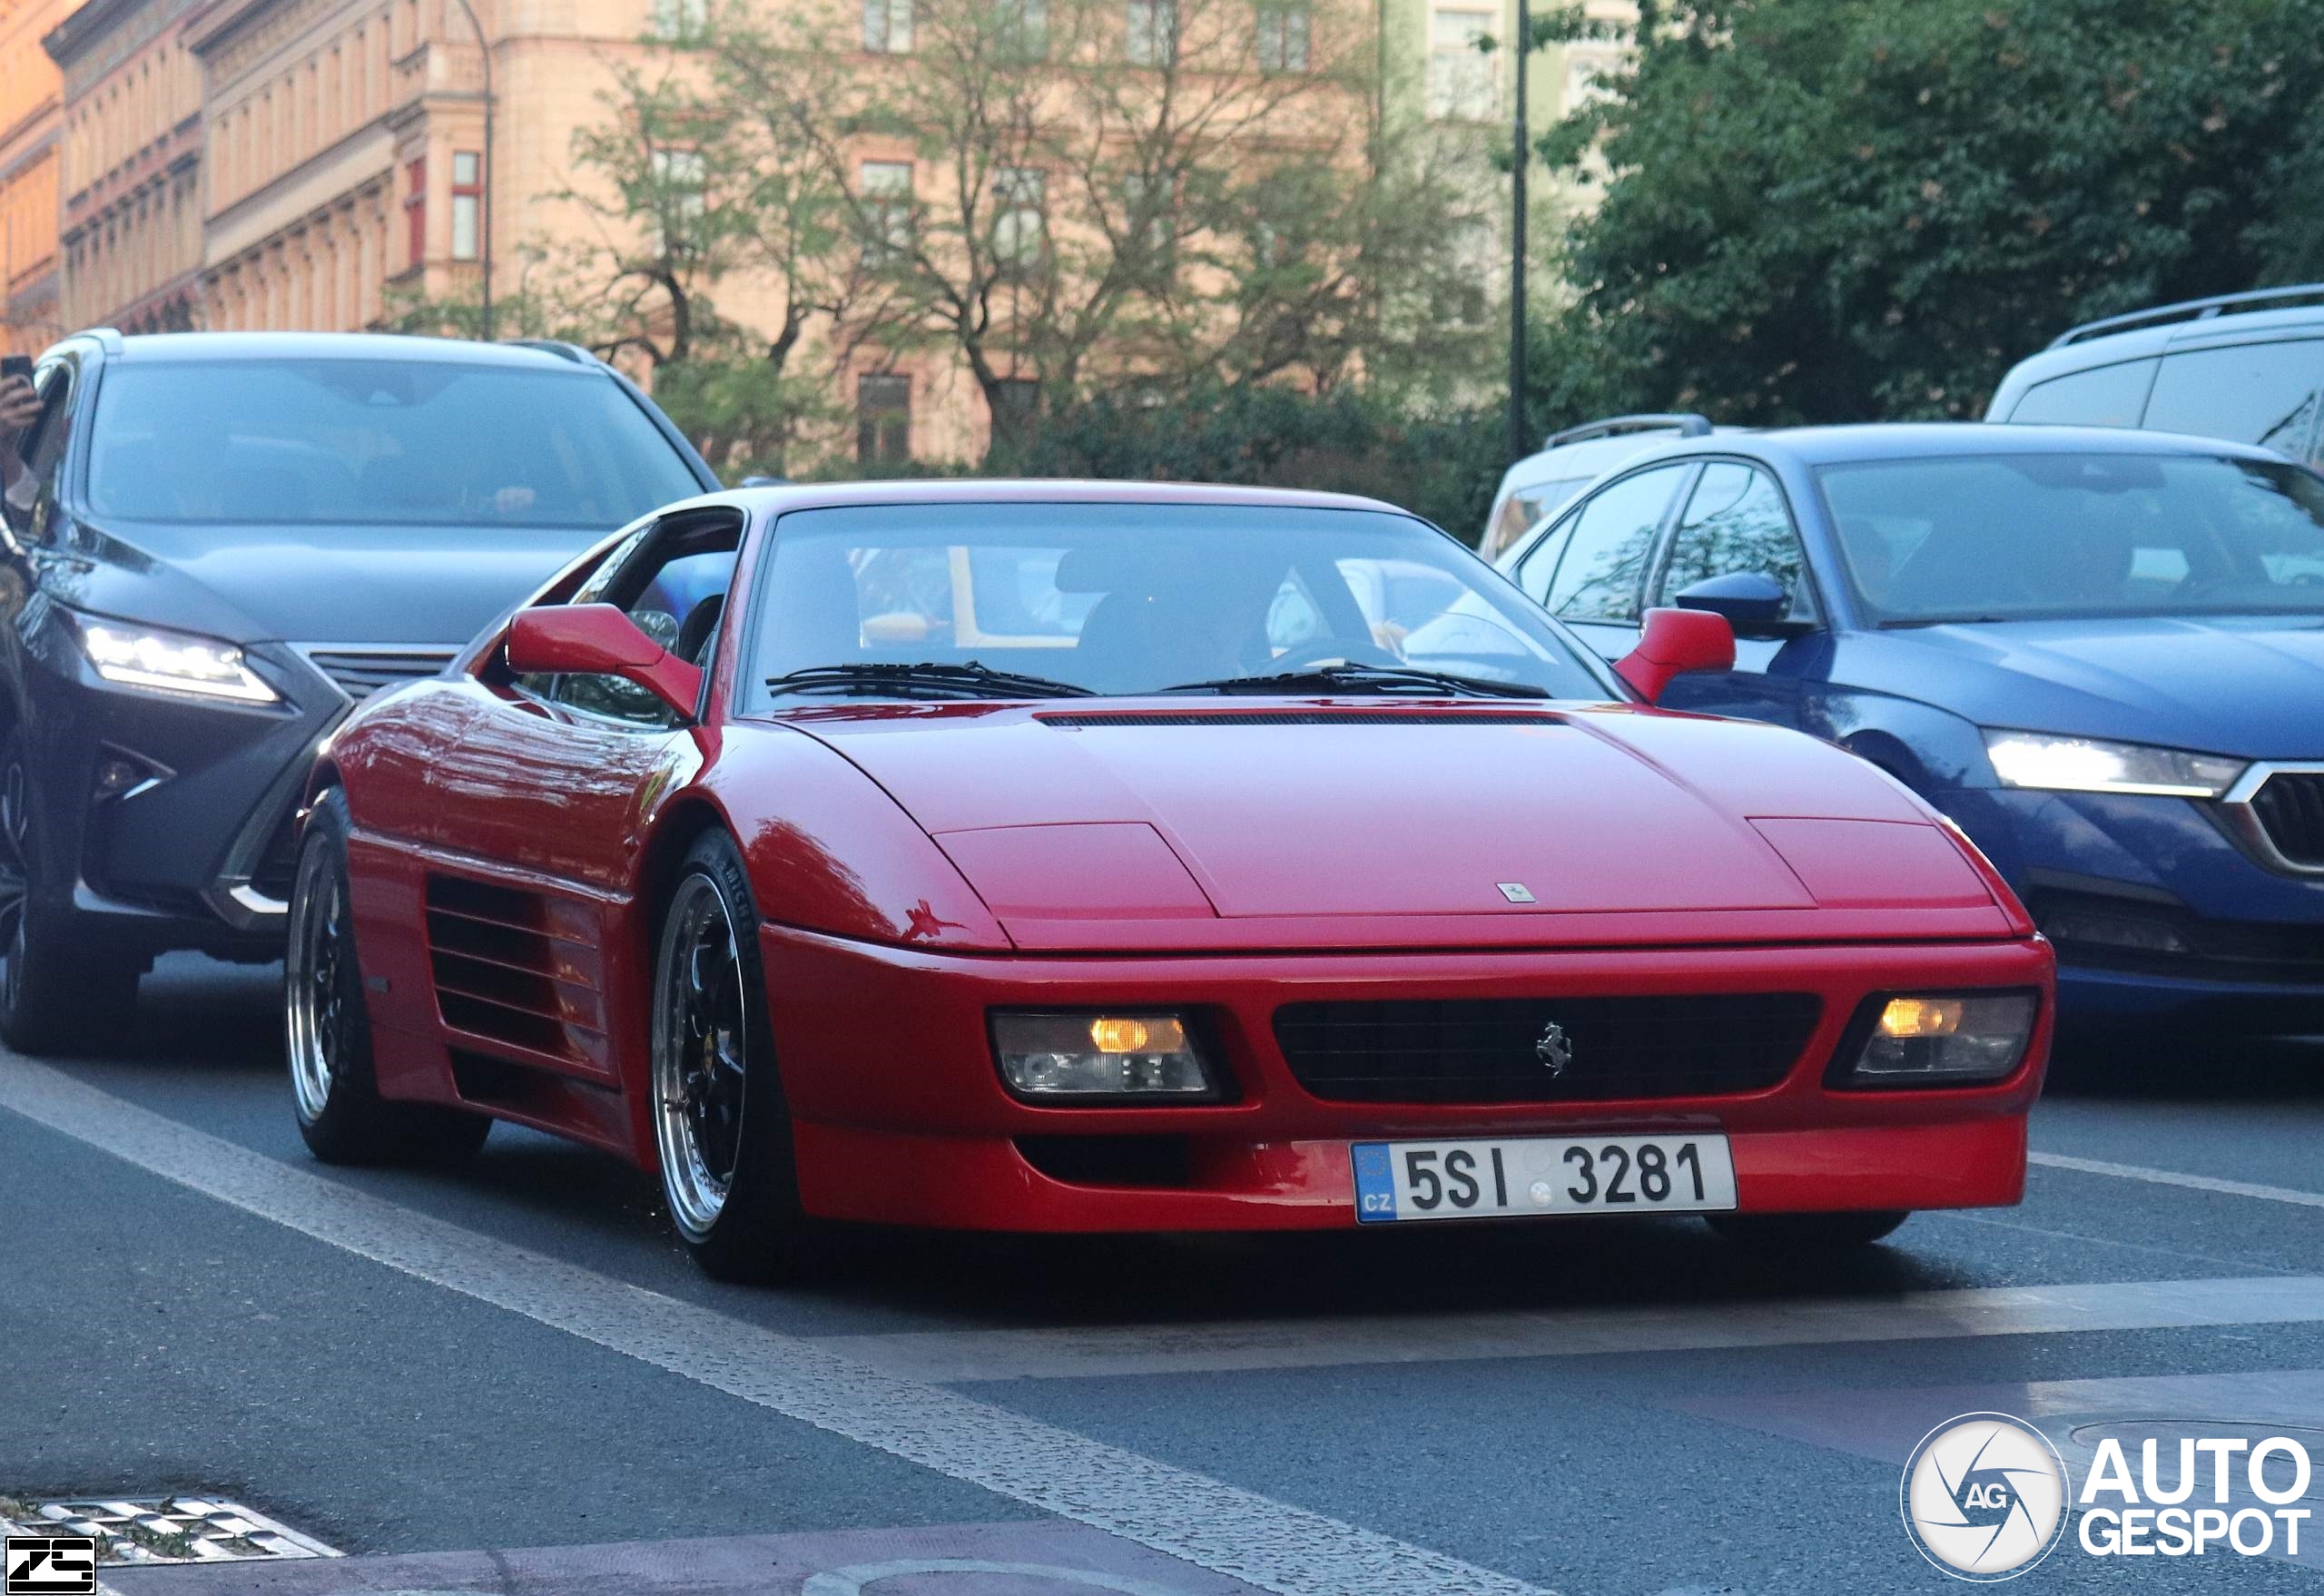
651 830 809 1282
286 788 489 1166
0 734 139 1054
1705 1210 1910 1251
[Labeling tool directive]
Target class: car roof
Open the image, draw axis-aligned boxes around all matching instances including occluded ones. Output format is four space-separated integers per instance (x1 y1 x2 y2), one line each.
1994 295 2324 396
1615 419 2293 469
673 478 1412 517
102 331 607 371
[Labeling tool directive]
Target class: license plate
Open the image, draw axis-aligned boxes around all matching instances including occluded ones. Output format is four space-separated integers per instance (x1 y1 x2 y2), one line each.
1351 1134 1737 1222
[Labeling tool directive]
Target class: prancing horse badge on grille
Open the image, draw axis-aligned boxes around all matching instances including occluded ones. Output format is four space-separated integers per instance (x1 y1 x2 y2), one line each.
1535 1020 1573 1076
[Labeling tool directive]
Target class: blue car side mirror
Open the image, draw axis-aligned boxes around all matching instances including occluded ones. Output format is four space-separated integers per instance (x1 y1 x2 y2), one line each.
1673 570 1792 630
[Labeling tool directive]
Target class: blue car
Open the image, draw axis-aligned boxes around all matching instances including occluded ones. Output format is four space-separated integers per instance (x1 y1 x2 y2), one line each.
1495 421 2324 1032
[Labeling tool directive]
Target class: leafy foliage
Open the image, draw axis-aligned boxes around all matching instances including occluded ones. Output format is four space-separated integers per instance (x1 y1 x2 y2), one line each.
1537 0 2324 425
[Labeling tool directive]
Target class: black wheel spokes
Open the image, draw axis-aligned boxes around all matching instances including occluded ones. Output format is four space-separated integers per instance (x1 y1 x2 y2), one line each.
0 762 30 947
678 911 746 1189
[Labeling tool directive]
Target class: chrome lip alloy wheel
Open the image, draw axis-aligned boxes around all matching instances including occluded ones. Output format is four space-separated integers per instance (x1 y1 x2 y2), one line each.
653 875 749 1240
284 841 346 1123
0 760 27 1014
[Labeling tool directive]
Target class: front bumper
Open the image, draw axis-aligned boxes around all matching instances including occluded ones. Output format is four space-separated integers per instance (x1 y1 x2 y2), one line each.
20 619 348 955
760 925 2051 1232
1936 786 2324 1029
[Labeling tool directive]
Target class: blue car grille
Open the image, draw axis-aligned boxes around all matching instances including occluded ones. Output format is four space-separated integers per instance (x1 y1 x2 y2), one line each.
1273 995 1823 1104
2250 772 2324 868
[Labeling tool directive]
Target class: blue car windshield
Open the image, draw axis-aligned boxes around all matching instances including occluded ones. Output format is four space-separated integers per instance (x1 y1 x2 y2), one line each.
87 360 704 527
743 501 1615 703
1819 452 2324 624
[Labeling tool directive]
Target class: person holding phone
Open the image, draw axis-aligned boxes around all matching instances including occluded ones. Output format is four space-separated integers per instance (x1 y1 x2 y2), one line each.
0 355 49 516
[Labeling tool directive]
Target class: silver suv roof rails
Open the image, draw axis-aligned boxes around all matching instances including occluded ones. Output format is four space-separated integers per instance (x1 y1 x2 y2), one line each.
499 338 602 365
2049 283 2324 349
1542 412 1713 450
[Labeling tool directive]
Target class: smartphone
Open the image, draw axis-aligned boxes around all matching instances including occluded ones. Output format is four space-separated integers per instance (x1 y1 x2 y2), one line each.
0 355 30 383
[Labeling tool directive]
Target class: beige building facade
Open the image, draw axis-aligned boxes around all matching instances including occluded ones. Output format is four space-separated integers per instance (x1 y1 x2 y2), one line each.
42 0 1590 463
48 0 203 332
0 0 81 352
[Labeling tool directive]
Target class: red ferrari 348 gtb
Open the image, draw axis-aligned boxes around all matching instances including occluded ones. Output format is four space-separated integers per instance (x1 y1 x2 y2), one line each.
286 482 2053 1279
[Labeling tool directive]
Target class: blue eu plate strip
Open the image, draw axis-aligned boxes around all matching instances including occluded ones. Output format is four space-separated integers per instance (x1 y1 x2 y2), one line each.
1351 1142 1396 1223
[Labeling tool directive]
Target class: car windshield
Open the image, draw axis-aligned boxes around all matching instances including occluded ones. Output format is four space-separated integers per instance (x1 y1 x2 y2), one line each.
743 501 1614 704
86 359 704 527
1818 451 2324 624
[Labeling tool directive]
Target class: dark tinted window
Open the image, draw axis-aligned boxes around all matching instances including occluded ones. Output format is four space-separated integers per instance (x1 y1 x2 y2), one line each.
2005 358 2157 428
2142 341 2324 463
743 502 1613 703
1655 463 1817 620
87 360 703 527
1818 452 2324 623
1542 464 1689 622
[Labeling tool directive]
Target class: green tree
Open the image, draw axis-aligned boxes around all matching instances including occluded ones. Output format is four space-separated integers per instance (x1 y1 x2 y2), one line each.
1536 0 2324 425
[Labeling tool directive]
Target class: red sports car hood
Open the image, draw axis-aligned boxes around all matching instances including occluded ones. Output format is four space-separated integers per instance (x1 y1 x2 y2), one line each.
777 703 2020 951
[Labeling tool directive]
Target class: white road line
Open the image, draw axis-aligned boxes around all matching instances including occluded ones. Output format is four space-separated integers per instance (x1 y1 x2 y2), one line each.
0 1059 1549 1596
809 1276 2324 1384
2028 1149 2324 1210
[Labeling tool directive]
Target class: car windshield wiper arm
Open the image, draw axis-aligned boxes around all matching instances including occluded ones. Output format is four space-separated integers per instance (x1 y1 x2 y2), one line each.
764 661 1097 700
1157 663 1550 699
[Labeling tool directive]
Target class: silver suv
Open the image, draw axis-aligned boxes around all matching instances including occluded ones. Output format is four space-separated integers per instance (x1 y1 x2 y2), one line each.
1986 283 2324 467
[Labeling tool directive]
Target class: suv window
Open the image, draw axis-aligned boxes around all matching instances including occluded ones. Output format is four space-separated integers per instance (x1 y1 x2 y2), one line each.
1536 464 1690 622
86 359 703 527
2006 358 2157 429
1654 463 1817 621
2142 340 2324 464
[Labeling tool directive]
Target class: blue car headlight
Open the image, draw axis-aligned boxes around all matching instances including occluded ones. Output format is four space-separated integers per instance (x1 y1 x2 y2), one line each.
1982 730 2243 799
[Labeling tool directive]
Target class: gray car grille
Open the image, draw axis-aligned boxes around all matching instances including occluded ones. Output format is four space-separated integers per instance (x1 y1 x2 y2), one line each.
296 645 459 703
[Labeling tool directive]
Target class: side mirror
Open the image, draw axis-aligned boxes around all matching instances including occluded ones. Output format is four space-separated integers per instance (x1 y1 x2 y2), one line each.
1673 570 1789 626
1614 607 1736 704
506 603 704 722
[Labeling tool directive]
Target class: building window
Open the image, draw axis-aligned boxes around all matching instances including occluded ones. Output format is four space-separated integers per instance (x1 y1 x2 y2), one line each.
1121 170 1173 274
993 0 1046 61
1427 8 1494 119
1256 0 1309 70
450 150 482 261
1126 0 1176 64
650 148 707 248
858 373 911 464
990 377 1038 427
862 0 911 51
403 154 426 268
650 0 709 41
991 166 1044 271
859 161 914 260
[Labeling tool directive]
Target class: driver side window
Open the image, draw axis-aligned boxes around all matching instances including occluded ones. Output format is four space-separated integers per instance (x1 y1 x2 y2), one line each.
4 360 74 545
517 512 742 728
1652 463 1819 622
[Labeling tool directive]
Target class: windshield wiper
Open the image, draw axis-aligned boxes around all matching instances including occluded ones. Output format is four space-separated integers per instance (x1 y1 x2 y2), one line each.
764 661 1097 700
1157 663 1549 699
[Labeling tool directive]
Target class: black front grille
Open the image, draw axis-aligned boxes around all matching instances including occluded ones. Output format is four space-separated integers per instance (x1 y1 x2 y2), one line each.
301 646 458 703
1274 995 1824 1104
2250 772 2324 868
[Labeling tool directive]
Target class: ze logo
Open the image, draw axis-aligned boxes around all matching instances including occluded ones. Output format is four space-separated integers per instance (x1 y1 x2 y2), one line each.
4 1534 98 1594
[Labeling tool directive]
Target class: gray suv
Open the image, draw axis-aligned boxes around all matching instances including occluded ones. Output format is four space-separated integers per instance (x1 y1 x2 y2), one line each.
1985 283 2324 466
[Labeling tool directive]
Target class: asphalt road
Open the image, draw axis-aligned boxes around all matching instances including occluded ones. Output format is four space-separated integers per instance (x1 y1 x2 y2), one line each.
4 952 2322 1596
